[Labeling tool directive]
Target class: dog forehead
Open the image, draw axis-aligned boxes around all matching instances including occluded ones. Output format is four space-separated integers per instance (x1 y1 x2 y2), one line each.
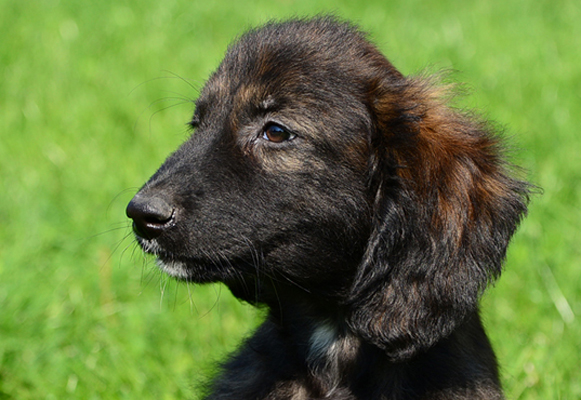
198 17 402 110
215 20 373 88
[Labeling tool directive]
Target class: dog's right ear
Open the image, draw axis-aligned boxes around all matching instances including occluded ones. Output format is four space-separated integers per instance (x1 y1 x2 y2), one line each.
346 71 529 361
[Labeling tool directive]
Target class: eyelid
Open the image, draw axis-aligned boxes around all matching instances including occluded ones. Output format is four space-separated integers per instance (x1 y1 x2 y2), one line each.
264 120 295 136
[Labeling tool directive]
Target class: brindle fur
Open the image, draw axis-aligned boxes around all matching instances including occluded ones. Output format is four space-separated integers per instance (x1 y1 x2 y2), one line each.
127 17 529 400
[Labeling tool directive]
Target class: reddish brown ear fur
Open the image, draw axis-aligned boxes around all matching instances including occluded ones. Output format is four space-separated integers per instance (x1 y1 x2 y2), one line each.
384 78 520 245
347 75 530 361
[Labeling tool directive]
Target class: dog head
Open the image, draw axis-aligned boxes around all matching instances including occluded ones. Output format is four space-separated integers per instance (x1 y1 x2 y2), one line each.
127 17 529 360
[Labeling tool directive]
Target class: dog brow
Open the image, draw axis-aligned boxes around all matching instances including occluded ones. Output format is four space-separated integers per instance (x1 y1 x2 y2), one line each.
259 95 277 112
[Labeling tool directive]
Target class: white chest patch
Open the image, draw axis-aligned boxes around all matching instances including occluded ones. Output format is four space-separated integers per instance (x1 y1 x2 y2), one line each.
308 321 339 363
306 321 360 395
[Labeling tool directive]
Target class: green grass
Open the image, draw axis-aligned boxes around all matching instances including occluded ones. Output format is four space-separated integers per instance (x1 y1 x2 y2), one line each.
1 0 579 398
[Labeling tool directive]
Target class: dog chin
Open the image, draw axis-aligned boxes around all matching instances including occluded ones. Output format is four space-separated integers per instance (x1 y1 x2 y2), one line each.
155 257 228 283
156 259 191 280
136 239 195 280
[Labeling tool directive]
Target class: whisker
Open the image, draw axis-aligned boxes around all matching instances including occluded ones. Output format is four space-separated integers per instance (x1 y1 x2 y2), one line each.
160 70 204 94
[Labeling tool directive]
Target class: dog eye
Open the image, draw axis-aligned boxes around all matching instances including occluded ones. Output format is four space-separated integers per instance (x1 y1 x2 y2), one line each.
262 124 296 143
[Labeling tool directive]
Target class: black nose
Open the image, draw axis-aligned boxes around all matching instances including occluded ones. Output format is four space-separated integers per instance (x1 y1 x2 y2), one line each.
126 194 175 240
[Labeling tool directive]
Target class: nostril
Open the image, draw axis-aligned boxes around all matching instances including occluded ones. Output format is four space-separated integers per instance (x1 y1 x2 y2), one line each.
126 194 175 240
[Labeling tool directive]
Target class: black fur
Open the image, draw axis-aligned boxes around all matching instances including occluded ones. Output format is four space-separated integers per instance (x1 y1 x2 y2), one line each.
127 17 529 399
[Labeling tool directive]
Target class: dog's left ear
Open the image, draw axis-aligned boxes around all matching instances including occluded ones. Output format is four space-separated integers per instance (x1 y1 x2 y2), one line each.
346 73 530 361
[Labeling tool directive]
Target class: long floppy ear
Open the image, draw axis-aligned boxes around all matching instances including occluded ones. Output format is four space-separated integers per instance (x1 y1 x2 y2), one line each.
347 74 530 361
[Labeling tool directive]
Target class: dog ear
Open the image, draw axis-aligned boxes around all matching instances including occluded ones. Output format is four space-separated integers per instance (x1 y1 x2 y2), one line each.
346 74 530 361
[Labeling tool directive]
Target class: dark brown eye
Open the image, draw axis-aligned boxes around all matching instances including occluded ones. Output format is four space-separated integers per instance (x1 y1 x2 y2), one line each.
262 124 295 143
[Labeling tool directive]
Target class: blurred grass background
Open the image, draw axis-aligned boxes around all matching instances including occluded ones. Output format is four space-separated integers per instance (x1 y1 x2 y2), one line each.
1 0 579 398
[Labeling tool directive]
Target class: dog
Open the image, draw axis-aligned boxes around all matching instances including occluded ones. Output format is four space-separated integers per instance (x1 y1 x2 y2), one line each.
126 17 529 400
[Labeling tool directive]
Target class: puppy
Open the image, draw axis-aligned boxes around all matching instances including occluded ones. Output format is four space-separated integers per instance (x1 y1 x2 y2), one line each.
127 17 529 400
